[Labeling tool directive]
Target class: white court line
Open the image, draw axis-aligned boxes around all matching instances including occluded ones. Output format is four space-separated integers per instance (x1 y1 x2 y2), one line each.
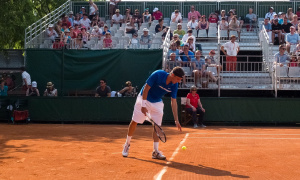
153 133 189 180
188 137 300 140
213 133 300 136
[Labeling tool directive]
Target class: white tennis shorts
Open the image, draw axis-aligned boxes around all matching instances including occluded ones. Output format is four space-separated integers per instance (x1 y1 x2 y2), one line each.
132 95 164 126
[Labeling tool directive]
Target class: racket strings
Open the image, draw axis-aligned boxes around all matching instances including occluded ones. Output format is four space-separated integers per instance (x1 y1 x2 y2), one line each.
154 125 166 143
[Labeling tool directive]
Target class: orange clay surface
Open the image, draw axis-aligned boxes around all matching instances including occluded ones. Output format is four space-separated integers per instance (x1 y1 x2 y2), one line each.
1 124 300 180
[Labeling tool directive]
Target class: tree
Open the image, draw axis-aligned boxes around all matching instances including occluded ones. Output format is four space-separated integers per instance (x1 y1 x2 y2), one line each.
0 0 68 49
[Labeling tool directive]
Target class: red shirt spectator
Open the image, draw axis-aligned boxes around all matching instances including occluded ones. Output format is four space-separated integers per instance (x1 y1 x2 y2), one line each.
62 16 72 28
186 92 199 108
153 8 163 20
208 15 218 23
52 39 64 49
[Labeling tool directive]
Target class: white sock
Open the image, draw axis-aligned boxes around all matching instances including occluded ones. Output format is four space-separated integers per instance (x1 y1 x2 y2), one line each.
125 135 132 145
153 142 159 152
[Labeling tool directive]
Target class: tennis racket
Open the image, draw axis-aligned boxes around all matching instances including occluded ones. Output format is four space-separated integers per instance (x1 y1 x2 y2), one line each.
146 113 167 143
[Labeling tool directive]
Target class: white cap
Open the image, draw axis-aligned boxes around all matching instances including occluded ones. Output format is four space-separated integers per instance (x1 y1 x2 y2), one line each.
93 26 99 30
69 11 73 15
32 81 37 88
48 24 54 28
81 7 85 9
153 8 158 12
143 28 149 32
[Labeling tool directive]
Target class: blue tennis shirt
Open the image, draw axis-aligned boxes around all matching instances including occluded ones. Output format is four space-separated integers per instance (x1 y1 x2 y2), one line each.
140 70 179 103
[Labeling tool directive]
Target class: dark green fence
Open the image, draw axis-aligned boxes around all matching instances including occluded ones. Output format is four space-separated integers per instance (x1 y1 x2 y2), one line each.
1 97 300 124
25 49 162 96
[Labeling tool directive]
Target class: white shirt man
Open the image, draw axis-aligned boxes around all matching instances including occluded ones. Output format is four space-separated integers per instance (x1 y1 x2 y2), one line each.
187 16 198 29
265 7 276 20
112 9 123 24
21 67 31 90
46 24 58 41
80 14 91 29
171 10 182 23
91 26 103 38
221 35 240 71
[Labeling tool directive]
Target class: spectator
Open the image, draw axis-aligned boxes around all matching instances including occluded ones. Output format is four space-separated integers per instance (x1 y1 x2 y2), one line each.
80 7 86 17
111 9 124 27
182 29 199 51
265 7 276 20
291 15 299 31
109 0 121 19
52 37 64 49
282 17 293 36
46 24 58 42
192 50 206 87
173 23 185 39
102 25 111 36
118 81 136 97
274 44 290 67
185 85 205 128
21 67 31 91
68 11 74 27
296 7 300 20
162 27 173 41
172 34 183 46
62 15 71 28
73 33 83 49
286 26 300 53
126 7 133 16
69 26 77 39
263 18 272 42
89 0 98 20
54 20 63 37
91 26 102 39
73 24 81 36
286 8 294 21
272 19 283 44
270 14 278 24
73 14 81 26
26 81 40 96
44 82 57 97
228 15 241 40
124 9 132 23
219 17 229 30
188 5 201 21
63 29 72 48
155 18 166 33
278 12 289 25
132 9 142 28
95 79 111 97
0 79 8 96
208 13 218 24
180 43 194 63
126 18 137 35
227 10 235 23
153 7 163 20
80 14 91 29
81 27 90 44
140 28 152 48
206 50 222 74
91 17 99 27
130 33 139 48
168 42 180 60
187 16 198 30
99 21 105 29
198 15 209 33
289 54 298 67
245 8 257 31
143 8 152 24
219 10 228 21
221 35 240 71
103 32 113 48
171 9 182 23
61 23 69 33
2 73 14 91
186 36 195 52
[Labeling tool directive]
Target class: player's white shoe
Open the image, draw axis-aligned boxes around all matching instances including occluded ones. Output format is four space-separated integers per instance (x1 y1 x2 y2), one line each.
122 143 130 157
152 150 166 160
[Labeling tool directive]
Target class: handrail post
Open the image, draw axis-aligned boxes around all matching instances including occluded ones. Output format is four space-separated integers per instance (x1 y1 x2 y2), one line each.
217 43 221 97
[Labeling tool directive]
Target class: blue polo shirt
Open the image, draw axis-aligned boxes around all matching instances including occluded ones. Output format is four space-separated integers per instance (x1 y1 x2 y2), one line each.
140 70 178 102
179 51 194 62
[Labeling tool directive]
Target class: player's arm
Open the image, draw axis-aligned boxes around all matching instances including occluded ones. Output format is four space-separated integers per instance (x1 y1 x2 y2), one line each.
141 83 151 115
171 97 182 131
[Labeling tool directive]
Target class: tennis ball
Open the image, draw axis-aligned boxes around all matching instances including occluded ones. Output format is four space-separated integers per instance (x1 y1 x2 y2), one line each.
182 146 186 150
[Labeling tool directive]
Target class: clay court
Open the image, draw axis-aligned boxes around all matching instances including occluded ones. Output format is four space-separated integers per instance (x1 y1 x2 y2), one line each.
0 124 299 180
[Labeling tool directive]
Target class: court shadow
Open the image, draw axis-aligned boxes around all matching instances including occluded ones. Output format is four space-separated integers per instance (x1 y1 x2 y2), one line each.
128 157 249 178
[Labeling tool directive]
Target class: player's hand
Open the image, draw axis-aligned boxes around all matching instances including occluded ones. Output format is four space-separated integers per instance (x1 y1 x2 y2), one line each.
141 107 148 116
175 121 182 131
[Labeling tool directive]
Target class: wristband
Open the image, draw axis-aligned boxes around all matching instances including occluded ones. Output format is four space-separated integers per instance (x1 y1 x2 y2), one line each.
141 100 147 107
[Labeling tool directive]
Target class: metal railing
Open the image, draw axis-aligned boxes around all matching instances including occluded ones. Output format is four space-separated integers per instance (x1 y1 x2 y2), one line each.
25 0 71 49
162 28 171 70
274 63 300 93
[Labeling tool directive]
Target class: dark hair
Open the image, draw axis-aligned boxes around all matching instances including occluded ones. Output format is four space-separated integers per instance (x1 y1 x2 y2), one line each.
100 78 107 83
20 67 25 71
158 18 163 23
187 29 193 33
171 67 185 78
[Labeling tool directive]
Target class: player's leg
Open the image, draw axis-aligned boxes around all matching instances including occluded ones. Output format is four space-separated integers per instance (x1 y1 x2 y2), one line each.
149 101 166 160
122 95 147 157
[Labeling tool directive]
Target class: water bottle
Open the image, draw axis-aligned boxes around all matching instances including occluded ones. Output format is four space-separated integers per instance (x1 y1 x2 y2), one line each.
27 117 30 122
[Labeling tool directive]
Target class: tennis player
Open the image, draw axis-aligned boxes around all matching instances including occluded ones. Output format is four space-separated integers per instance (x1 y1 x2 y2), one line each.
122 66 185 160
